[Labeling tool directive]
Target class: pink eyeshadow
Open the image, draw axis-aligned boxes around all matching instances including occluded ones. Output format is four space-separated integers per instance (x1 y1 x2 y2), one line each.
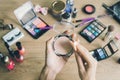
85 6 93 12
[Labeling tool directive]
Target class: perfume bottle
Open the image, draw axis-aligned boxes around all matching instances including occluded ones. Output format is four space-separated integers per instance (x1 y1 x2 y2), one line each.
16 42 25 55
65 0 74 13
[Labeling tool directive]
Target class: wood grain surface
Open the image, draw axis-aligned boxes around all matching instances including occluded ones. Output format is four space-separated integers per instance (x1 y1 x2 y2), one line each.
0 0 120 80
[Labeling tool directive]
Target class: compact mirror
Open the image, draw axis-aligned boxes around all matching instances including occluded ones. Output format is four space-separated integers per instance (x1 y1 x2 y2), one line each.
53 34 74 57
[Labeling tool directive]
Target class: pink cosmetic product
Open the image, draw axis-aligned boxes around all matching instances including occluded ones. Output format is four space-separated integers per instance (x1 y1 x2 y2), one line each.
14 50 24 62
16 42 25 55
14 1 51 39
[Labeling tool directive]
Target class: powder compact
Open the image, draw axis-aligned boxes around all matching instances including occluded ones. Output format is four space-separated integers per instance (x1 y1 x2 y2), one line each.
82 4 96 14
79 20 106 43
90 40 119 61
52 34 74 57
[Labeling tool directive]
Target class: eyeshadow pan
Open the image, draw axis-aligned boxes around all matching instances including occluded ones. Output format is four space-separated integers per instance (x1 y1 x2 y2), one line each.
87 26 92 31
92 21 98 25
91 34 95 39
97 29 101 33
97 25 104 31
93 32 99 36
104 46 112 56
90 24 95 28
34 28 40 33
32 18 46 28
91 29 95 33
87 30 92 36
110 41 118 52
97 49 107 59
83 29 88 33
94 27 98 31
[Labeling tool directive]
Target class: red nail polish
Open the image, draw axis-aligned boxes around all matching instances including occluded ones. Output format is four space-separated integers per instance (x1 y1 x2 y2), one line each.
14 50 24 62
16 42 25 55
0 52 15 71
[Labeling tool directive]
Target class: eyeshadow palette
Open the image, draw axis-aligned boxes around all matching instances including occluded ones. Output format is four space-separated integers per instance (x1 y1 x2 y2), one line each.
2 27 24 46
79 20 106 42
14 1 51 39
23 17 51 39
90 40 119 61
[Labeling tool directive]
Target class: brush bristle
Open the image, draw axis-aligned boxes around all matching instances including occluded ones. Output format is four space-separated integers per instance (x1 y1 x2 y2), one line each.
108 25 114 32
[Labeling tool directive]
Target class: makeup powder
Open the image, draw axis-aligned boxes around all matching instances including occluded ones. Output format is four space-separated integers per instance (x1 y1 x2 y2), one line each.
83 4 95 14
53 35 73 56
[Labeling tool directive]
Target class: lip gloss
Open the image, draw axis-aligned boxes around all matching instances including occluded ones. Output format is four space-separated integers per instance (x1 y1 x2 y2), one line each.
16 42 25 55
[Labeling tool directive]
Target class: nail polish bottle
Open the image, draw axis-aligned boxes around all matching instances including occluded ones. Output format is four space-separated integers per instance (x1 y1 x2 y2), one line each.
4 42 14 58
14 50 24 62
16 42 25 55
5 56 15 71
0 52 15 71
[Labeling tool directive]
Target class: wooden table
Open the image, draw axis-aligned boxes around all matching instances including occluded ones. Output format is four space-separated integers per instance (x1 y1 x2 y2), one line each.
0 0 120 80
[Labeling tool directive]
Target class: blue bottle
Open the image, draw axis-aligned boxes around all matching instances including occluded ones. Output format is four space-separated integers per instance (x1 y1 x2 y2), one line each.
65 0 74 13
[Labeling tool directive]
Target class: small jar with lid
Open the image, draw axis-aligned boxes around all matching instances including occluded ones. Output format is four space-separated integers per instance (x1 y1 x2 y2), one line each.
61 12 72 23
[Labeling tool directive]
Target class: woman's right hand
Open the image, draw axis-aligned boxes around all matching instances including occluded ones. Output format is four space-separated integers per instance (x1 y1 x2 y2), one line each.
70 34 97 80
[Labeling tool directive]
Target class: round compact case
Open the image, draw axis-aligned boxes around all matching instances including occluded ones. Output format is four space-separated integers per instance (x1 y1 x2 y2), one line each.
82 4 96 14
52 34 74 57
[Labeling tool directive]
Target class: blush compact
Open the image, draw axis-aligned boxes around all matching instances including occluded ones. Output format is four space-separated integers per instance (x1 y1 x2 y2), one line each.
82 4 96 14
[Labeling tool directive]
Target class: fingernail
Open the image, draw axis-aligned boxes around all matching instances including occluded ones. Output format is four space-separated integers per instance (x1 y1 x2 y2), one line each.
73 41 78 51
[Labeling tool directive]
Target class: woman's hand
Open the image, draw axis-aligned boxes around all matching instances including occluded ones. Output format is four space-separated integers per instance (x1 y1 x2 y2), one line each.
70 34 97 80
40 31 70 80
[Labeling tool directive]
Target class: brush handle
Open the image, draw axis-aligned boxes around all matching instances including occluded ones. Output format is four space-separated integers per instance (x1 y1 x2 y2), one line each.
102 3 114 14
75 18 95 27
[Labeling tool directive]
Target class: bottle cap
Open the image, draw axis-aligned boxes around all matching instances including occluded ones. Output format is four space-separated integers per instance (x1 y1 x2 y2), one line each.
62 12 70 19
16 42 22 50
14 50 20 59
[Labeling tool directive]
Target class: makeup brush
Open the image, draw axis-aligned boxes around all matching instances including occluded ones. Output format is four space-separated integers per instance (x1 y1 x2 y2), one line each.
107 25 114 32
103 25 114 41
